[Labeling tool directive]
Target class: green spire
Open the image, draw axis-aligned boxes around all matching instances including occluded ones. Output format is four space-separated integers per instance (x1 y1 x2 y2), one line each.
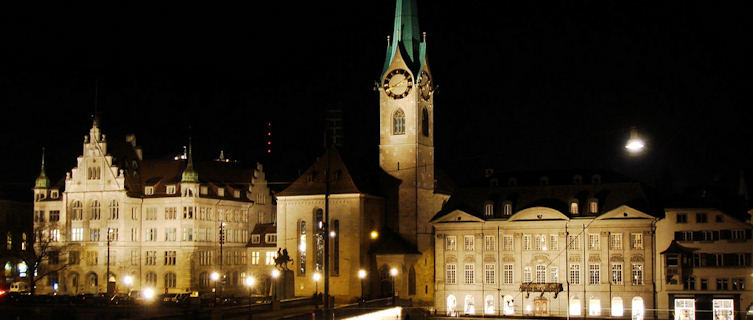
35 147 51 188
382 0 426 78
181 139 199 183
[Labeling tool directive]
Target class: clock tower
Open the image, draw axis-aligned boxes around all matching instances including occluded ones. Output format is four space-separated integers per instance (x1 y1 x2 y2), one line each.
378 0 443 305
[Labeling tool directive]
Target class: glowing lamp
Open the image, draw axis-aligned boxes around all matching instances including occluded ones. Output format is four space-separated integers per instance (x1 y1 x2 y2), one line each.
313 272 321 282
123 275 133 286
244 276 256 288
143 288 155 300
625 127 645 153
271 269 280 279
389 268 398 277
210 272 220 281
358 269 367 279
370 230 379 240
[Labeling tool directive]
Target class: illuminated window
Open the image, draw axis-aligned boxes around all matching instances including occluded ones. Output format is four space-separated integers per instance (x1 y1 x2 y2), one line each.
611 264 623 284
447 295 457 316
503 235 513 251
87 166 101 180
464 235 474 251
610 233 622 250
570 200 579 214
265 251 277 265
485 264 496 284
485 295 495 315
298 220 306 276
589 264 600 285
550 234 558 251
89 229 100 242
49 210 59 222
550 267 558 282
464 295 476 315
166 185 176 194
182 227 193 241
589 298 601 316
611 297 624 316
674 299 695 320
503 295 515 315
568 234 580 250
144 186 154 195
484 235 495 251
145 271 157 286
503 264 513 284
484 203 493 217
446 264 456 284
393 109 405 135
589 199 598 214
86 251 98 265
631 264 643 285
589 234 600 250
523 267 531 283
89 200 101 220
314 209 324 272
523 234 531 250
446 236 457 251
108 200 119 220
464 264 474 284
534 234 546 251
503 203 512 216
145 251 156 265
251 251 260 265
70 201 83 220
70 228 82 241
570 297 582 316
535 265 546 283
569 264 580 284
631 233 643 249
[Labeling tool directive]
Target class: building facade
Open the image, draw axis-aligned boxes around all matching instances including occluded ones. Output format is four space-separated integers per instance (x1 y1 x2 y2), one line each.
0 199 32 289
656 208 753 320
32 121 274 295
431 173 657 318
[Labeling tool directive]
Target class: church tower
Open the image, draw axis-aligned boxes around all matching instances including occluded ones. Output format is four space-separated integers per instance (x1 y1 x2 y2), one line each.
378 0 440 304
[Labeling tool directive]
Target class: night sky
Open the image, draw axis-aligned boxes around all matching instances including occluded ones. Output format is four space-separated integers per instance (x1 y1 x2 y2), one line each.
1 1 750 201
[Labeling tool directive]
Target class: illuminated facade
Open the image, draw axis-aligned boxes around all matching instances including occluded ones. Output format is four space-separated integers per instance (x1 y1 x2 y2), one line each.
656 208 753 320
431 173 657 317
32 121 274 295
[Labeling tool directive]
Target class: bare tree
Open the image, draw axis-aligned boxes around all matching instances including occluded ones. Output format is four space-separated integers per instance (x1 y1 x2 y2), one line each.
16 227 71 295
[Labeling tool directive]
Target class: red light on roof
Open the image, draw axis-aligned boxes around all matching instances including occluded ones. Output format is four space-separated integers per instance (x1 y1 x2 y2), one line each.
267 150 271 153
267 141 271 145
267 132 271 136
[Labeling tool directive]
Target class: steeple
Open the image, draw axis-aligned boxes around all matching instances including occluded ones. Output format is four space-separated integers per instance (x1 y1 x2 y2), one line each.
382 0 426 78
181 138 199 183
35 147 51 188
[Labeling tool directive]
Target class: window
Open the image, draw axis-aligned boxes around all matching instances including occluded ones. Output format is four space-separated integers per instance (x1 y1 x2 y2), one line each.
131 250 138 265
298 220 306 276
198 251 211 266
589 264 600 285
696 213 707 223
676 213 688 223
145 272 157 286
183 206 194 219
503 264 513 284
108 200 119 219
568 234 580 250
523 234 531 250
610 233 623 250
503 203 512 216
165 228 176 241
535 265 546 283
503 235 513 251
732 230 746 241
589 298 601 316
34 210 44 223
421 108 429 137
87 166 101 180
631 264 643 285
49 210 60 222
251 234 260 244
569 264 580 284
182 227 193 241
166 185 176 194
108 228 118 241
701 278 708 290
612 264 623 284
550 267 558 283
550 234 558 251
85 251 98 265
131 207 137 220
464 264 474 284
217 188 225 197
144 186 154 195
534 234 546 251
251 251 260 264
631 233 643 249
164 207 176 220
145 228 156 241
589 234 600 250
21 233 26 250
89 229 100 242
266 234 277 244
485 264 496 284
265 251 276 265
589 199 598 214
143 207 155 220
164 251 176 265
200 186 208 195
89 200 101 220
464 235 474 251
716 278 729 290
523 267 532 283
48 251 59 265
51 190 58 198
69 251 80 265
145 251 156 265
686 276 695 290
48 229 59 242
732 278 745 290
484 203 493 217
71 228 83 241
393 109 405 135
570 200 579 214
446 264 456 284
71 201 83 220
484 235 495 251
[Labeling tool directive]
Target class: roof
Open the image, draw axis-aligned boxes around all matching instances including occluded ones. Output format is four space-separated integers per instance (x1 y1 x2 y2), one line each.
382 0 426 79
660 240 698 255
368 227 420 255
246 223 277 248
431 169 657 221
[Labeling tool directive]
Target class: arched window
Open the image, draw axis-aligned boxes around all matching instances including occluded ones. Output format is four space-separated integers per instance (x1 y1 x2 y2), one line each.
89 200 101 220
86 272 98 289
298 220 307 276
611 297 624 316
314 209 324 272
464 295 476 315
632 297 645 320
484 202 494 217
503 295 515 315
408 265 416 295
485 295 495 315
145 271 157 286
71 201 83 220
69 272 79 293
589 297 601 316
421 108 429 137
570 200 579 215
570 297 582 316
165 272 176 288
503 202 513 216
447 295 457 316
199 272 208 288
393 109 406 135
109 200 119 220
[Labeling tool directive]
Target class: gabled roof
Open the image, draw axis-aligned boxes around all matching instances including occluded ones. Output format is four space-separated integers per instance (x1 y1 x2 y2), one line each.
660 240 698 255
278 148 384 197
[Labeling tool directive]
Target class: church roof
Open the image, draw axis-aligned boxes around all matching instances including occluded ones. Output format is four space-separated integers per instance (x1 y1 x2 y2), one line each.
382 0 427 79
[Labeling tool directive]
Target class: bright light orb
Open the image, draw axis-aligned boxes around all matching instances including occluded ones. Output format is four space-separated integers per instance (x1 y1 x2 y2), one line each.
370 230 379 240
271 269 281 279
143 288 155 300
389 268 398 277
329 231 336 238
358 269 367 279
244 276 256 288
313 272 321 282
210 272 220 281
123 275 133 286
625 127 645 153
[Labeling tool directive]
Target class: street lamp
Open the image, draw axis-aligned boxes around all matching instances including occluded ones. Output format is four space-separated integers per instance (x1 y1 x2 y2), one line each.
271 269 281 310
244 276 256 316
370 230 379 240
389 268 398 306
211 272 220 302
357 269 367 304
313 272 321 295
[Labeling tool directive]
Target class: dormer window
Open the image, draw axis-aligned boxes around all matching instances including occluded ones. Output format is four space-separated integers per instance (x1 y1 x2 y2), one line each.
166 185 176 194
50 190 59 199
265 233 277 244
570 200 579 215
589 199 598 214
503 202 513 216
251 234 260 244
144 186 154 195
217 188 225 197
540 176 549 186
591 175 601 184
233 190 240 198
573 175 582 185
484 202 494 217
200 186 208 195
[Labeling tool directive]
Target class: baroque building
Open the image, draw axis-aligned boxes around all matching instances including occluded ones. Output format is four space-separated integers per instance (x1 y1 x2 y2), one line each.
32 121 274 295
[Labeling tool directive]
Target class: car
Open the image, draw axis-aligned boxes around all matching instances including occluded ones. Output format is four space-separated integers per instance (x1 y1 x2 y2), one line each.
9 282 30 294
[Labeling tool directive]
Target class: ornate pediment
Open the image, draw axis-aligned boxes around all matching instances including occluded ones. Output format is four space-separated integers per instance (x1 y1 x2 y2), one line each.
610 255 624 262
503 255 516 262
446 255 457 263
630 254 644 262
568 255 582 262
588 254 601 262
483 255 496 263
463 255 476 263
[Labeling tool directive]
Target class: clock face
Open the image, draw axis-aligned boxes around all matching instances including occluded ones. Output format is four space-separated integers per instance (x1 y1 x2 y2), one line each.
419 71 432 101
383 69 413 99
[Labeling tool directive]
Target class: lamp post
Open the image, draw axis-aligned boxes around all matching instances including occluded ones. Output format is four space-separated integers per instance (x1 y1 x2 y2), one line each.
211 272 220 303
313 272 321 310
357 269 367 305
244 276 256 319
271 269 281 311
123 276 133 315
389 268 398 306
